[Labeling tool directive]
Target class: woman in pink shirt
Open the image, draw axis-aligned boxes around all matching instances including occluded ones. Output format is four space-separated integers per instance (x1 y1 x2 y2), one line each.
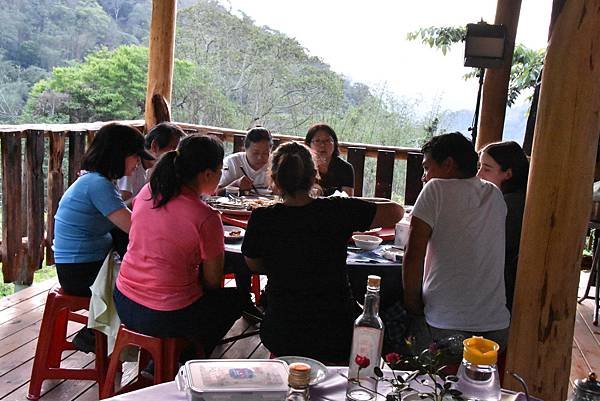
114 134 243 356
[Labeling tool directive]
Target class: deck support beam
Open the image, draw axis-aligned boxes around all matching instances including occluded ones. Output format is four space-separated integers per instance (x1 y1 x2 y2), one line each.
504 1 600 400
475 0 522 150
145 0 177 131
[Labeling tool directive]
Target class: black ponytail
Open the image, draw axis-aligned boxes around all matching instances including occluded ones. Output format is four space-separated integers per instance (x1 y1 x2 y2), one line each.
149 134 224 208
270 142 316 195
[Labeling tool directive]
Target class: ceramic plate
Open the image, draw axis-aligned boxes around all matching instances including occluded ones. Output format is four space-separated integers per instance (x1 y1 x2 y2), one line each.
223 225 245 242
355 227 382 235
277 356 328 385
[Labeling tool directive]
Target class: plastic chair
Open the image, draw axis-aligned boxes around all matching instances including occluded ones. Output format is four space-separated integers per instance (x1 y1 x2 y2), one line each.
222 273 262 304
100 324 203 399
27 286 108 400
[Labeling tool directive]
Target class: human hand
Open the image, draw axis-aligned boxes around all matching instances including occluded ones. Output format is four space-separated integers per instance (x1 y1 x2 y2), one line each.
235 175 254 191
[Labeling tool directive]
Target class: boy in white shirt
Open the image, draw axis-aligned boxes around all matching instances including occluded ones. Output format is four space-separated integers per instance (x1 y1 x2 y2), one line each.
217 127 272 194
403 132 510 352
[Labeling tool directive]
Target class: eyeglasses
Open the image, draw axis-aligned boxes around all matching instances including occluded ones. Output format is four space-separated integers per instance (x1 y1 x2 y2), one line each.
312 139 334 145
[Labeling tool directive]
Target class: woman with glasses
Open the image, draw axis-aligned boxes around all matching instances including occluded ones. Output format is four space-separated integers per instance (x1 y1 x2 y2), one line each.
305 123 354 196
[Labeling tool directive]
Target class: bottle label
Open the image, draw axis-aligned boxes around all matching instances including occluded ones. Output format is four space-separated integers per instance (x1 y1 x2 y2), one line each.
348 326 383 379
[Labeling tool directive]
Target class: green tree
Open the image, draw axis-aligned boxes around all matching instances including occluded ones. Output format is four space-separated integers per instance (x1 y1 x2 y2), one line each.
176 1 344 133
407 25 545 106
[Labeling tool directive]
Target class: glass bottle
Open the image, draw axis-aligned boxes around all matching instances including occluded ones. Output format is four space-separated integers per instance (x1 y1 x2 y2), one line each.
286 362 311 401
346 275 384 401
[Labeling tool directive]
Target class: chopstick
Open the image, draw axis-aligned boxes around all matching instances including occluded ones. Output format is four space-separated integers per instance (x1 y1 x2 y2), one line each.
239 166 259 195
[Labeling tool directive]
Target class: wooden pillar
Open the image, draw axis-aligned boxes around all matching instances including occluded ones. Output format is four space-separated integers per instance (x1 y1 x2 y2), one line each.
144 0 177 130
475 0 522 151
504 1 600 400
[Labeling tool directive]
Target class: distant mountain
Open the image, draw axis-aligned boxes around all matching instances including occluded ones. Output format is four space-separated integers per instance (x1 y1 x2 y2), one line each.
440 102 530 144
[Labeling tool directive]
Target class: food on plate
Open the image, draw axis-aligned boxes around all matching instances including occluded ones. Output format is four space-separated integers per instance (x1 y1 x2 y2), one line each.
227 230 242 237
207 195 278 212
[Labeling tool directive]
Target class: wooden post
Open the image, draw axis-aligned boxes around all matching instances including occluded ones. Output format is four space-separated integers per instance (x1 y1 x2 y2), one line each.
475 0 522 151
25 130 45 283
504 1 600 400
1 132 23 283
404 152 423 206
144 0 177 131
347 147 366 197
46 132 66 265
374 150 395 199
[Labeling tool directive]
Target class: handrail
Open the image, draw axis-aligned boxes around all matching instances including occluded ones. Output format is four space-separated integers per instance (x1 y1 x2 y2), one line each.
0 120 421 160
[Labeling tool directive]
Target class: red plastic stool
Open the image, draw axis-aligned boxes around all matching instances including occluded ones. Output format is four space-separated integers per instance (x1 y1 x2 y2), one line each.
100 324 204 399
27 286 108 400
222 273 262 304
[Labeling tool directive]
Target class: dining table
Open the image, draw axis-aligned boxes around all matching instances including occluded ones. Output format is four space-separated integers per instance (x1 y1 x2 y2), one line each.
102 365 531 401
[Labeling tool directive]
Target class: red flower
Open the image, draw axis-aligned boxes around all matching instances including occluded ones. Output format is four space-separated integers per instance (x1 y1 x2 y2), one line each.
355 354 370 369
428 342 439 355
385 352 401 365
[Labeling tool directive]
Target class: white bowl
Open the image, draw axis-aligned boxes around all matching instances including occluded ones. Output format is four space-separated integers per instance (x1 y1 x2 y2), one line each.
352 234 383 251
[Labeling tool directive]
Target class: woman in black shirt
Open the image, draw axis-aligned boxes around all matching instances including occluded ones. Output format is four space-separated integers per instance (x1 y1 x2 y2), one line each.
477 141 529 313
305 123 355 196
242 142 403 362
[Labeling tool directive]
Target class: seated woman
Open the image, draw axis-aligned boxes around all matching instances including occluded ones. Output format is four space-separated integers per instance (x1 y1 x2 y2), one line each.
217 126 272 194
117 122 184 203
53 122 152 352
305 123 354 196
477 141 529 313
242 142 403 362
54 123 152 296
114 135 243 356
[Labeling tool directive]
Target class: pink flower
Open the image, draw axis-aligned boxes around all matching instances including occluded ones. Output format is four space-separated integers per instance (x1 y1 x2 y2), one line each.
355 354 371 369
385 352 401 365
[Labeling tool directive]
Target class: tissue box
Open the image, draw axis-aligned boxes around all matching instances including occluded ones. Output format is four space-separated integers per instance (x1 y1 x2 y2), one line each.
176 359 289 401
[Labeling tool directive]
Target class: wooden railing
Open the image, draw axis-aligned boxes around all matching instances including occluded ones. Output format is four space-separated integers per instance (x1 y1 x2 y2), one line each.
0 120 423 285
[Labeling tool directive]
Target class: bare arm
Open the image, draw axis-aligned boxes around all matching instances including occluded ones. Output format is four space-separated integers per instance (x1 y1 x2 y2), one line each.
244 256 265 274
402 216 432 315
202 253 225 289
341 186 354 197
107 208 132 233
370 201 404 228
119 190 134 208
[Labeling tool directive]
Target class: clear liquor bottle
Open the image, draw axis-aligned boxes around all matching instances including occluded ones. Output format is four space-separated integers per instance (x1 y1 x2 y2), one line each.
286 362 311 401
346 275 384 401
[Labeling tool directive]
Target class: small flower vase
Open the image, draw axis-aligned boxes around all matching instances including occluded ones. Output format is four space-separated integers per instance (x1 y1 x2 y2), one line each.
346 378 377 401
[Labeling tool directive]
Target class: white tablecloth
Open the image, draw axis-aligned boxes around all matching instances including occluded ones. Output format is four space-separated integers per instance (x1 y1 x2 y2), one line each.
104 367 525 401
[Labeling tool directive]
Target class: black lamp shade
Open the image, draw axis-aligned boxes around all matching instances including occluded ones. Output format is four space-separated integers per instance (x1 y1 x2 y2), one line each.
464 23 507 69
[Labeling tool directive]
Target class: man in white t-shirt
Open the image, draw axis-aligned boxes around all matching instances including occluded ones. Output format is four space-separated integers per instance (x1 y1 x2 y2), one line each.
217 127 272 194
117 122 184 204
403 132 510 352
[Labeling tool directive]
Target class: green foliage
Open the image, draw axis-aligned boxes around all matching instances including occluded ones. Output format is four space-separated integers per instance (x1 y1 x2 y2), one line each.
406 26 466 55
23 45 148 122
407 25 545 106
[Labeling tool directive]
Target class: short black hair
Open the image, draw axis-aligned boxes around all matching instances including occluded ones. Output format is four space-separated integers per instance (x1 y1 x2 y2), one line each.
82 123 145 179
145 122 185 150
244 126 272 148
304 123 340 157
421 132 478 178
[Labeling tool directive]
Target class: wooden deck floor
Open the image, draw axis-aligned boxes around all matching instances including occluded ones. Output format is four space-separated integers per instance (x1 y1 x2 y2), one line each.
0 273 597 401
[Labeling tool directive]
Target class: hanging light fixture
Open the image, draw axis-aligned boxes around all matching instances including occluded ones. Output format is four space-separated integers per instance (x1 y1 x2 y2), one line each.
464 21 508 144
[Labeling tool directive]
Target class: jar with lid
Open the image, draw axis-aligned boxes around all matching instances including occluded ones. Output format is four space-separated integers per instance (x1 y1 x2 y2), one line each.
570 372 600 401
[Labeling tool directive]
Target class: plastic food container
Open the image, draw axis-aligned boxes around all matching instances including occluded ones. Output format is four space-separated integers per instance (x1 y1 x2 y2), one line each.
176 359 289 401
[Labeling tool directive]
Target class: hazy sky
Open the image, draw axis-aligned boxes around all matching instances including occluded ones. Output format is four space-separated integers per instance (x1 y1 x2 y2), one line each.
222 0 552 113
